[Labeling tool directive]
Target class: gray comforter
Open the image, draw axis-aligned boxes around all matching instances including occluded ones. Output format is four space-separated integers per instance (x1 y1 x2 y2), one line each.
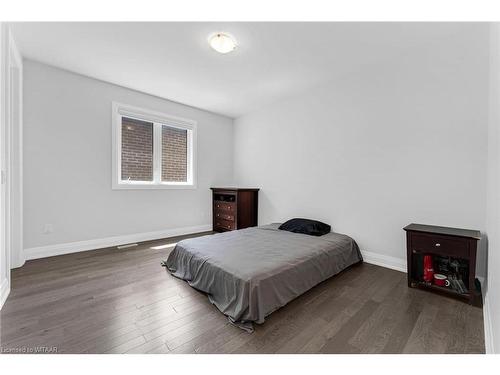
164 223 362 332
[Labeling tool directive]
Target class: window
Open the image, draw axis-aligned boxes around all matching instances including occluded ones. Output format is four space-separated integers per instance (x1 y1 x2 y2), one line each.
121 117 154 182
112 102 196 189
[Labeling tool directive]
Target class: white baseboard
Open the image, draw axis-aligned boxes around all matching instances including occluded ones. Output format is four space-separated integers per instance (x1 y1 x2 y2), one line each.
0 277 10 310
24 232 407 272
483 293 495 354
361 250 407 273
23 224 212 261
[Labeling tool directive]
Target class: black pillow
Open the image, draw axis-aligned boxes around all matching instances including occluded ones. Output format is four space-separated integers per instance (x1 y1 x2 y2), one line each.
278 218 331 236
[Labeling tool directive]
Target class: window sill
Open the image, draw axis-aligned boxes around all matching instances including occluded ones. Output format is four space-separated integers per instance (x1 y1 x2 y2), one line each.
112 182 197 190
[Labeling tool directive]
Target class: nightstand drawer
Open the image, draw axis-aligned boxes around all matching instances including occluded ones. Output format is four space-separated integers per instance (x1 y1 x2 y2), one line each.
214 211 235 221
411 233 469 258
214 202 235 212
215 218 235 231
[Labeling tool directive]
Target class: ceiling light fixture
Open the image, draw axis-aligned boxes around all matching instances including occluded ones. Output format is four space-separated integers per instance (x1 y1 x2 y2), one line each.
208 32 237 54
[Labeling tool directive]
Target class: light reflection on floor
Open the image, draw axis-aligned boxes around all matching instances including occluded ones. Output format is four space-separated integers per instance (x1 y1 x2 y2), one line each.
150 242 177 250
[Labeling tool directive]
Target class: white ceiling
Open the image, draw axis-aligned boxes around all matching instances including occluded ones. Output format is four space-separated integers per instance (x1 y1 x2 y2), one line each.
9 22 486 118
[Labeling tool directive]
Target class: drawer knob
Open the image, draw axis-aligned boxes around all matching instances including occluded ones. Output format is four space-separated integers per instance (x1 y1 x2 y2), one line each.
217 214 220 217
435 243 441 247
217 204 220 208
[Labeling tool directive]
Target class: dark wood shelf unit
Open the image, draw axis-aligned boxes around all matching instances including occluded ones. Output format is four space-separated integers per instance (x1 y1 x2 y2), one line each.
404 223 482 307
211 188 259 233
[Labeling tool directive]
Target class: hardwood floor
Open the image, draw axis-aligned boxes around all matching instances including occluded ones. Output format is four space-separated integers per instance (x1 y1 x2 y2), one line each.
0 232 485 354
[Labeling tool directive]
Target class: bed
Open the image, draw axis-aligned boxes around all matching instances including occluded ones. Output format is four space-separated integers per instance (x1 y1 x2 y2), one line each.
163 223 362 332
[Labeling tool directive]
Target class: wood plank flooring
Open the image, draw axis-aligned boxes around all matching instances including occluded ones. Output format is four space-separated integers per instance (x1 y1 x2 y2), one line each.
0 232 485 354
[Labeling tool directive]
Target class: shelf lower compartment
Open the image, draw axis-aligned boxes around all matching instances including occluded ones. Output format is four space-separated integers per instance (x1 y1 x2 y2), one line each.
410 280 482 307
414 281 468 296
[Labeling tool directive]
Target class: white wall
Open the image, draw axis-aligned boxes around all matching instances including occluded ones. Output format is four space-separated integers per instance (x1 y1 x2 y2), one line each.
234 25 489 276
22 60 233 259
485 23 500 354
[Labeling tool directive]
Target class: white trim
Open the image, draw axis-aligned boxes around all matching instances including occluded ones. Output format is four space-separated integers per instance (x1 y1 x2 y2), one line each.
114 102 197 128
111 101 197 190
153 121 162 183
0 25 24 310
8 28 23 269
22 229 409 271
361 250 407 273
0 277 10 310
483 293 495 354
23 224 212 261
0 23 9 308
112 181 197 190
8 30 22 68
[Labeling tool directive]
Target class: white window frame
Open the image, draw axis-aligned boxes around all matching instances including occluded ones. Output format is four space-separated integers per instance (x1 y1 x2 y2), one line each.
112 102 197 190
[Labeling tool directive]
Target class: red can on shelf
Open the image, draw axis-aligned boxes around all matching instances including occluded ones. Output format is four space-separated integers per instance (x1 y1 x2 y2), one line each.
423 255 434 283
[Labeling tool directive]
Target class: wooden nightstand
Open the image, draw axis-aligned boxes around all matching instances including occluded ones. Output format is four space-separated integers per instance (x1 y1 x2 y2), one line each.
404 223 482 307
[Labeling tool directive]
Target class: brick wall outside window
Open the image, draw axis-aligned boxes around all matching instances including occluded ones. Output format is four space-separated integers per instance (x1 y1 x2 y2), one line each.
121 117 153 181
162 125 187 182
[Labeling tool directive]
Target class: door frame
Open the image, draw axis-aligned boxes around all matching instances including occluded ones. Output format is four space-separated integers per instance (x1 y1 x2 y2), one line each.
0 24 23 310
8 27 23 270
